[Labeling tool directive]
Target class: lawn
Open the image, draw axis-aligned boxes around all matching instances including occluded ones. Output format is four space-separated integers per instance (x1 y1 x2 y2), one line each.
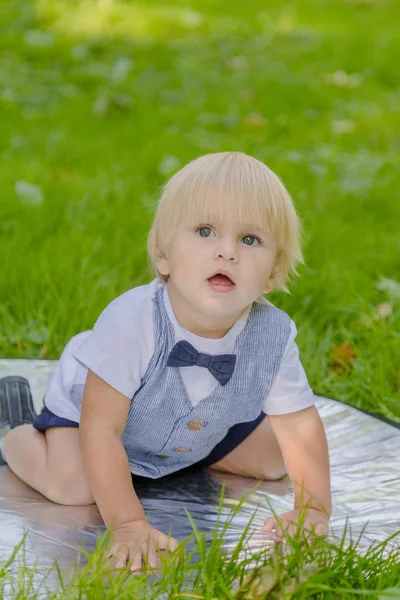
0 0 400 596
1 0 399 422
1 491 400 598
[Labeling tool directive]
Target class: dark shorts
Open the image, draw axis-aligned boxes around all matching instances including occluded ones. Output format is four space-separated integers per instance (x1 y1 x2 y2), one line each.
33 405 266 476
33 406 80 433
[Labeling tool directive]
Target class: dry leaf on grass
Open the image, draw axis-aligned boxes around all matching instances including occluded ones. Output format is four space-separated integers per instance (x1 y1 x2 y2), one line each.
330 341 357 372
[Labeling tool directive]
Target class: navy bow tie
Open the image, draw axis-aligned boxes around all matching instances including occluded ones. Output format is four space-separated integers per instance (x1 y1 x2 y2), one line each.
167 340 236 386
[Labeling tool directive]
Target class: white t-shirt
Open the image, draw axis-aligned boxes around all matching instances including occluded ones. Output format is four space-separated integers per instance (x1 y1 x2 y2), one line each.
43 278 315 421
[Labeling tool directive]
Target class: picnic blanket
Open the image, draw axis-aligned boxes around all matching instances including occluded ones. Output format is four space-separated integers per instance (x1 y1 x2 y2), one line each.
0 359 399 590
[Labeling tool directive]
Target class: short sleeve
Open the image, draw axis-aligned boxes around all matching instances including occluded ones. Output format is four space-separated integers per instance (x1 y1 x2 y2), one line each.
72 297 151 400
263 320 315 415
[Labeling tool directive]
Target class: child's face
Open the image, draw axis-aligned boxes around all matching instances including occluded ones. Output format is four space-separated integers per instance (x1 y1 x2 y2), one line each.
156 219 280 337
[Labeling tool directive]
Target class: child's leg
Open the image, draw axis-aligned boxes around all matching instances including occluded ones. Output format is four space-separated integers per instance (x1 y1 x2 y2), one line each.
207 416 287 481
2 425 94 505
0 376 93 506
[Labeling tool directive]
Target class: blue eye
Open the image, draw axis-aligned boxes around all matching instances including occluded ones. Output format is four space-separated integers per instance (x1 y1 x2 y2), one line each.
242 235 260 246
198 226 213 238
196 227 261 246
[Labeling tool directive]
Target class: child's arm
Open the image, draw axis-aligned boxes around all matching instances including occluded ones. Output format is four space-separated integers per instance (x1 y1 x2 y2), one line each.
80 369 179 570
262 405 331 538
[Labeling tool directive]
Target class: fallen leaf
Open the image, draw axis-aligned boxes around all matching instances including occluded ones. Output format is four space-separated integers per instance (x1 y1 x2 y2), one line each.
330 341 357 371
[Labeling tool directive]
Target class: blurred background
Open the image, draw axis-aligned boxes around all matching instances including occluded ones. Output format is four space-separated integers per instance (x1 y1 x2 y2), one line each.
0 0 399 422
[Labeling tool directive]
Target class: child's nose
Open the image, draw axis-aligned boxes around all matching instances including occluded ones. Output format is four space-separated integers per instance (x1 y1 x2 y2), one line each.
215 238 238 260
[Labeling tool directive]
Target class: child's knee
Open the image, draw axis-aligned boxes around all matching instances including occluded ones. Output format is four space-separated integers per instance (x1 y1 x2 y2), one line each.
44 476 94 506
243 461 287 481
258 464 287 481
3 422 34 439
2 423 34 455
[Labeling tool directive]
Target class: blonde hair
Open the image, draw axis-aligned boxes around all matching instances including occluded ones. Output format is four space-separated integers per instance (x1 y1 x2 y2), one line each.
147 151 305 294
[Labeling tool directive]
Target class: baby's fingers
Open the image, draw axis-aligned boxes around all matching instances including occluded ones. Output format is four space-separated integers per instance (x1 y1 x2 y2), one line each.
108 543 129 570
284 523 299 539
302 521 328 539
142 540 158 570
261 517 277 533
314 523 328 536
157 531 180 553
128 546 144 573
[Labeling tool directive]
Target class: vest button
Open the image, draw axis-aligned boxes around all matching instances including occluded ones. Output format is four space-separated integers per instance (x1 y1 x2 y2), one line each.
174 447 190 453
187 419 204 431
156 455 169 459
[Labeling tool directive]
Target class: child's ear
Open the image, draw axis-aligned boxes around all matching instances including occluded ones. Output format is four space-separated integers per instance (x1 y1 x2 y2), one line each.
263 263 283 293
155 240 170 276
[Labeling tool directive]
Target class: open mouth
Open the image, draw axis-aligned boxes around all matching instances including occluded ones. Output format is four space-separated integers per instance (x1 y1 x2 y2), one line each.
208 274 234 285
207 273 236 292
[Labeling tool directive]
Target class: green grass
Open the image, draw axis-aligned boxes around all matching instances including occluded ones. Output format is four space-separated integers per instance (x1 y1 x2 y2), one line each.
0 2 400 592
1 0 399 422
1 486 400 599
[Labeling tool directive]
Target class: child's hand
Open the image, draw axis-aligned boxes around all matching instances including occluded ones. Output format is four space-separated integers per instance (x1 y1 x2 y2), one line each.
107 519 180 572
261 508 329 541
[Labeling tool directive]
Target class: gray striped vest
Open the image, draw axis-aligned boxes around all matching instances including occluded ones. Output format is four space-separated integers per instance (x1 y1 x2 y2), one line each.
119 285 291 478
